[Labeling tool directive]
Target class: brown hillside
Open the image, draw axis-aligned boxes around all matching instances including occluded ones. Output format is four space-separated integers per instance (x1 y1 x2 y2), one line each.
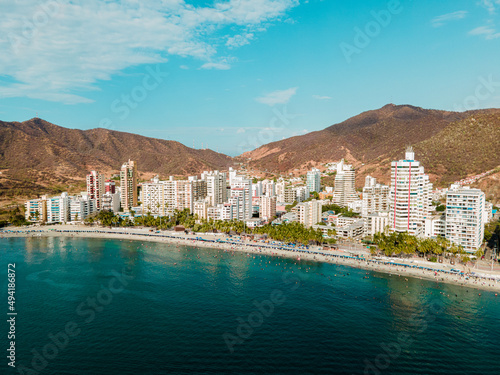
241 105 500 186
0 118 234 202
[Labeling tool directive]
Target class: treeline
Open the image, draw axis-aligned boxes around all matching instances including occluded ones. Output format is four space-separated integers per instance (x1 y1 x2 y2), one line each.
85 210 335 246
373 232 482 263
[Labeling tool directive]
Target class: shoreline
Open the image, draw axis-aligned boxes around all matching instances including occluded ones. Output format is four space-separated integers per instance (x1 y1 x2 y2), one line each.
2 224 500 293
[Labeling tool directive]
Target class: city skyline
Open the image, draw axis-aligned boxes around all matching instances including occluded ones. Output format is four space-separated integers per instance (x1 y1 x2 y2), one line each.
1 0 500 155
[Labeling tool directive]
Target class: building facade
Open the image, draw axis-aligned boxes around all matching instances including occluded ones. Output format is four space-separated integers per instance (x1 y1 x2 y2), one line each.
120 160 137 212
86 170 105 209
333 159 358 206
389 147 432 236
445 187 485 252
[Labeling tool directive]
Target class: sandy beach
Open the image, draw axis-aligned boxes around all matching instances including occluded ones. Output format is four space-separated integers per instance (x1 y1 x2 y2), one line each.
2 224 500 293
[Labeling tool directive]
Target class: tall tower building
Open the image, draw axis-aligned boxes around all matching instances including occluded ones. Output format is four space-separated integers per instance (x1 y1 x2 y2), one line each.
230 177 253 220
445 186 485 252
306 168 321 193
120 160 137 212
333 159 358 206
389 147 432 236
362 176 389 217
201 170 227 206
86 170 105 210
260 196 277 221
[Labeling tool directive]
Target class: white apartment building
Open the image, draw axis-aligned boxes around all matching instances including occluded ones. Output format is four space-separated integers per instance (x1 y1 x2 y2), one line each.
333 159 358 206
120 160 137 212
201 170 227 206
293 199 322 228
348 200 363 213
86 170 105 210
102 191 121 213
230 187 252 220
141 176 207 215
194 200 209 220
230 177 253 219
25 197 47 222
424 214 446 238
445 186 485 252
295 186 309 202
362 176 390 217
46 193 70 223
389 147 432 236
283 187 296 204
260 196 277 221
69 196 97 222
276 180 286 202
306 168 321 193
252 181 263 198
336 220 365 239
25 194 70 223
262 180 276 197
364 211 390 237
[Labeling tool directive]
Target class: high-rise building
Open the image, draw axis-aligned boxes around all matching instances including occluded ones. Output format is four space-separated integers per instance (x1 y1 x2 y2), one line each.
230 177 252 220
284 187 296 204
295 186 309 203
86 171 105 210
260 196 277 221
46 193 70 223
69 195 97 222
201 170 227 206
105 180 116 194
364 211 390 236
120 160 137 212
261 180 276 197
389 147 432 236
293 199 323 228
102 191 121 213
25 196 48 223
306 168 321 193
141 176 207 215
333 159 358 206
362 176 390 217
445 186 485 252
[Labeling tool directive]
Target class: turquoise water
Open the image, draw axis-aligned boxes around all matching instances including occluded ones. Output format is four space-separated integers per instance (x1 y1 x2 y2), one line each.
1 237 499 375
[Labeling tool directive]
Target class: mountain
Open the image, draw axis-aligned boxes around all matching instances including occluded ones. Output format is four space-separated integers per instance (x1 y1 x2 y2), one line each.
0 118 234 200
2 105 500 205
239 104 500 191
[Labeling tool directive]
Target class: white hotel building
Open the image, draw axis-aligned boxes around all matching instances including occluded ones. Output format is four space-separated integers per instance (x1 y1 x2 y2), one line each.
445 186 485 252
389 147 432 236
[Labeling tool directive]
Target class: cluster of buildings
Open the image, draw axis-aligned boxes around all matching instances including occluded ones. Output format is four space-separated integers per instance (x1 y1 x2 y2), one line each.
338 147 490 252
24 148 494 252
25 161 132 224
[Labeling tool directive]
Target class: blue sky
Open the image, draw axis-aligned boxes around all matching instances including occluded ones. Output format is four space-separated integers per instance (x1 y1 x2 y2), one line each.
1 0 500 155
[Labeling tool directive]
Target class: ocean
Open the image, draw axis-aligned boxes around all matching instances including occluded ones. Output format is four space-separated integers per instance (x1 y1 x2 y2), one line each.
1 236 499 374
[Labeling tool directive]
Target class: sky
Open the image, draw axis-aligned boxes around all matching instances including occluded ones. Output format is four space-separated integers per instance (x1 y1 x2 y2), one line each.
1 0 500 156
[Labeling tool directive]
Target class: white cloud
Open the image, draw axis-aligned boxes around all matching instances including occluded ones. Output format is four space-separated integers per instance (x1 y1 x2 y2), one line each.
469 25 500 39
0 0 300 104
180 65 189 69
226 33 254 48
431 11 468 27
200 62 232 70
256 87 298 106
480 0 500 14
313 95 332 100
